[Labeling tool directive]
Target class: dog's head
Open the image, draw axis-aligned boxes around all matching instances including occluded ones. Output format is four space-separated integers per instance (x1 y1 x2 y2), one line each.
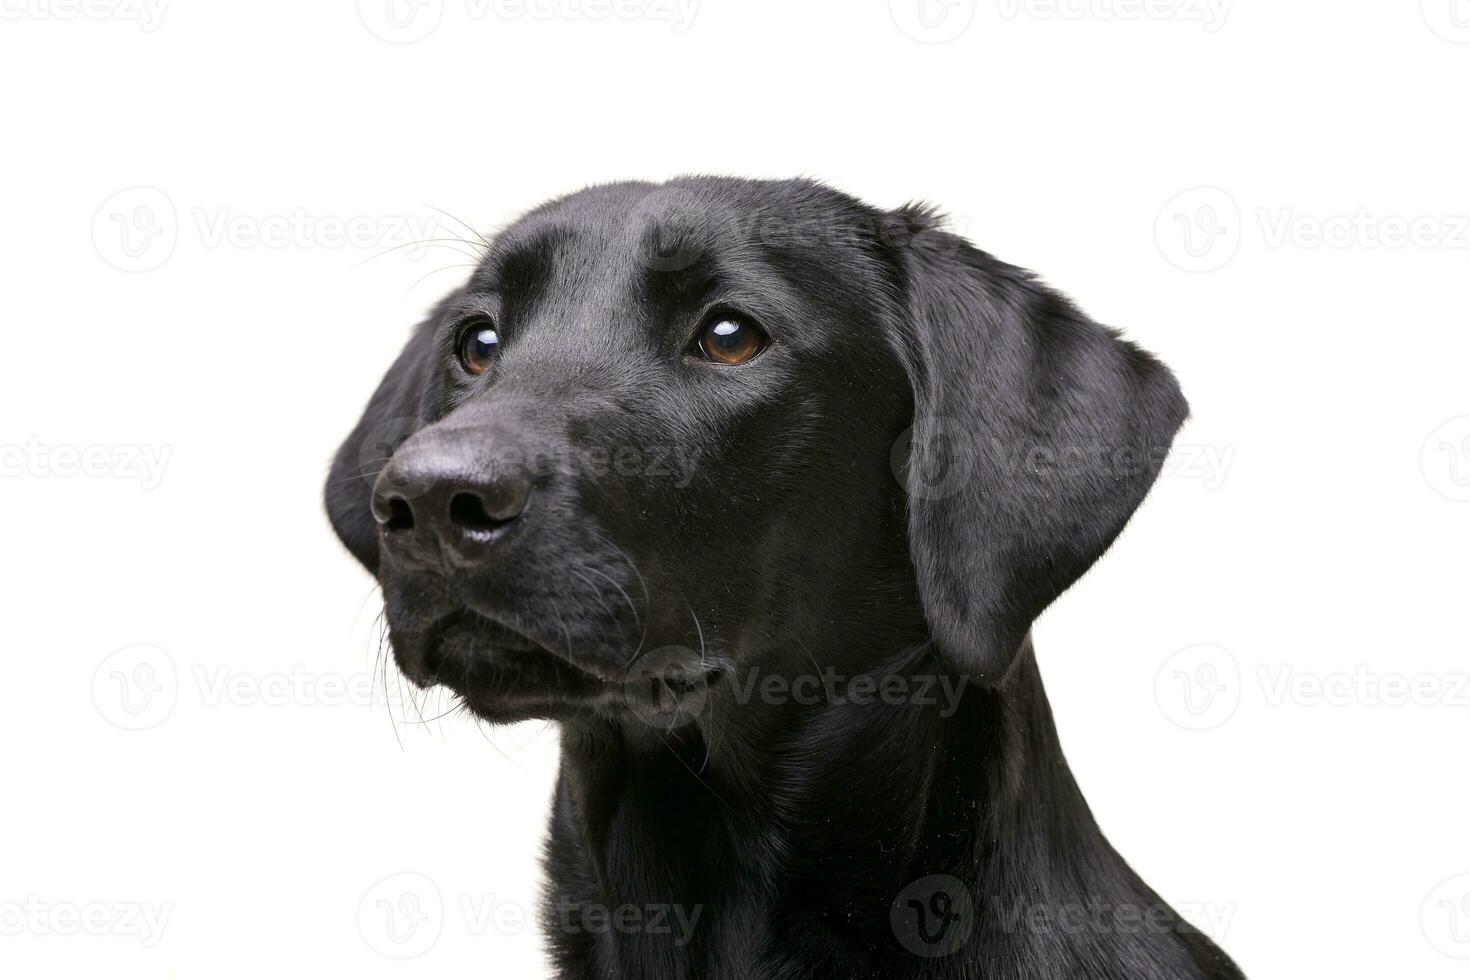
326 178 1185 724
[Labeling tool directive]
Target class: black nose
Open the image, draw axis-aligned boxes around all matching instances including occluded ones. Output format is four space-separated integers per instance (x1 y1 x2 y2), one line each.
370 446 532 559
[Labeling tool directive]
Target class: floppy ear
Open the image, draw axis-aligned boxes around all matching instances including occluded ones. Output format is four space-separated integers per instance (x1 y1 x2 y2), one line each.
324 311 441 573
888 211 1188 686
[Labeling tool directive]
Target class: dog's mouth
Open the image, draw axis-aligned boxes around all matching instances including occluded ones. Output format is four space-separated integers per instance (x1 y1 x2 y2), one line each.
395 610 607 722
431 610 545 666
396 608 726 726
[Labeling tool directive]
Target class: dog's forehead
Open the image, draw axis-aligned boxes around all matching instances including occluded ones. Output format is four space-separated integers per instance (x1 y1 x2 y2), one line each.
466 180 893 359
487 182 786 274
480 180 885 286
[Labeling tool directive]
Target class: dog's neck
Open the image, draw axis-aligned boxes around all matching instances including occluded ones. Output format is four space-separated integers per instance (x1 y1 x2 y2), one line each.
545 639 1234 978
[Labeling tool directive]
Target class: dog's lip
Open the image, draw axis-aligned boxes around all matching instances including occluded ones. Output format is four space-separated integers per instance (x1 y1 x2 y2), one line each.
453 609 542 654
426 607 620 686
404 608 739 726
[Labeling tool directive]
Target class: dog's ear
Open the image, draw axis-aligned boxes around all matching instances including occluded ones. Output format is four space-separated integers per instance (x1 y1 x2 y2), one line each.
324 309 442 573
887 210 1188 686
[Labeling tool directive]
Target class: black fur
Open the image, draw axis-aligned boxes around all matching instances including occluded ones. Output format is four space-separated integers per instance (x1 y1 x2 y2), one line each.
325 177 1243 979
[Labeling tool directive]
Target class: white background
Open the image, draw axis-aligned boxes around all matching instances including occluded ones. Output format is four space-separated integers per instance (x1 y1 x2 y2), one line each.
2 1 1468 977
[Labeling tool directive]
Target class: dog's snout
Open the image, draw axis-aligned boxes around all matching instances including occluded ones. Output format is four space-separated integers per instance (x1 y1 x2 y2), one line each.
370 444 532 559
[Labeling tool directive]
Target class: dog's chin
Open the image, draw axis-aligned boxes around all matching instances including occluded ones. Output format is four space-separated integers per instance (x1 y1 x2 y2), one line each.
391 611 615 724
386 608 730 728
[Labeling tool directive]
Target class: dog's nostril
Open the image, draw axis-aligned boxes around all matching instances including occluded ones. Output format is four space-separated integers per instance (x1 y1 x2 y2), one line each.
384 496 415 532
447 471 531 531
450 491 502 531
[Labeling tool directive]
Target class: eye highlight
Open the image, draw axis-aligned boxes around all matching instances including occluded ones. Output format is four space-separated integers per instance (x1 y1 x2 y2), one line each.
456 320 500 376
695 315 767 365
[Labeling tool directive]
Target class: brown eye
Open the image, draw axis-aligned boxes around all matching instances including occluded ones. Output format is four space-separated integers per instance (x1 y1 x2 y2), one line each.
696 316 767 365
457 321 500 376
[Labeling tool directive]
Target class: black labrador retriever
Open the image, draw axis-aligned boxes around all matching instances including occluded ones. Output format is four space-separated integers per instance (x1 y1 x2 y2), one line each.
326 177 1243 979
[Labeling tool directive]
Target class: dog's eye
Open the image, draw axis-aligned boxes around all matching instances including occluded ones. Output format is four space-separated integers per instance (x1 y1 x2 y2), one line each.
456 320 500 376
696 316 767 365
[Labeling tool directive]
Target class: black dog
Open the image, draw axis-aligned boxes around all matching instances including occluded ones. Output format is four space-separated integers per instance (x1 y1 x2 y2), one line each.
326 177 1243 979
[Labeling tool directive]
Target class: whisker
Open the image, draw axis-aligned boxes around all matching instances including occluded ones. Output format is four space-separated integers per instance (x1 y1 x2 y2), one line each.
652 728 731 811
584 528 649 606
404 263 481 298
425 205 493 251
355 236 489 268
377 616 403 751
567 565 641 632
689 604 718 772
